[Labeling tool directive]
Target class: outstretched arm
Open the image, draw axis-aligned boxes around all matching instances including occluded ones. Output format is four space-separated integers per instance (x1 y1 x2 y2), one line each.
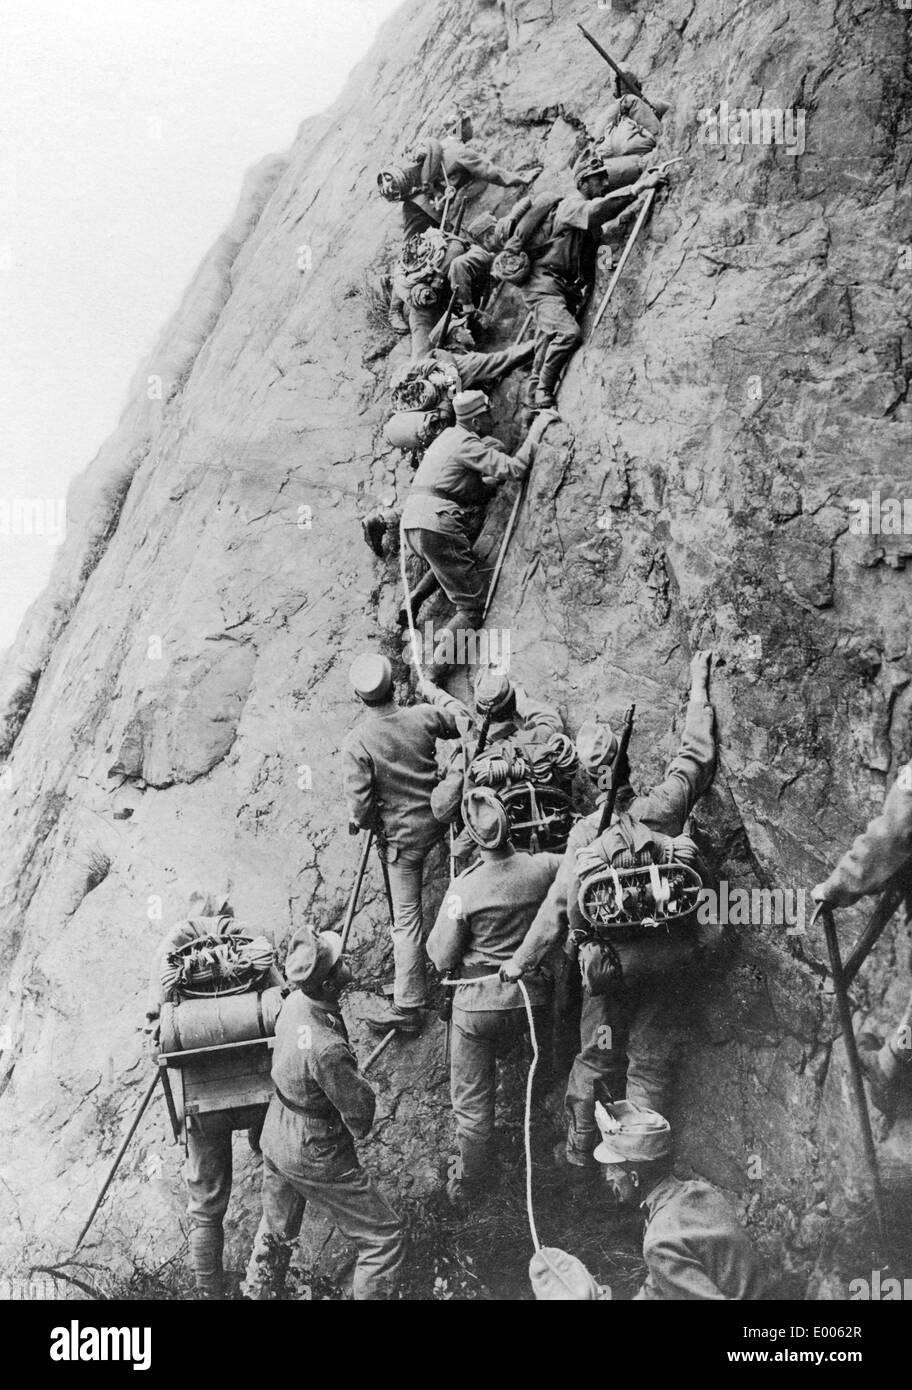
813 763 912 907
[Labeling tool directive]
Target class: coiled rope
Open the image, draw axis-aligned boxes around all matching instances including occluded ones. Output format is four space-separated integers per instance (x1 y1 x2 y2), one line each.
442 972 541 1251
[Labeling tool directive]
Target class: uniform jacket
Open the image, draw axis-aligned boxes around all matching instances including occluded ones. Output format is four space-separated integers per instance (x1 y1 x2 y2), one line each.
342 688 470 852
431 686 565 824
818 760 912 907
507 697 716 974
519 187 640 299
634 1176 765 1301
261 990 375 1182
427 847 562 1010
401 424 533 536
400 137 519 239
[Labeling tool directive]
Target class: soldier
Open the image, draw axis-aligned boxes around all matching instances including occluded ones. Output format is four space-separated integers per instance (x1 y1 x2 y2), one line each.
242 925 405 1301
812 758 912 1106
381 137 536 346
401 391 557 678
426 788 561 1206
590 70 670 162
592 1101 765 1301
378 134 534 242
445 211 502 328
431 664 565 851
497 158 665 410
143 895 284 1299
812 758 912 909
342 653 471 1034
501 651 716 1170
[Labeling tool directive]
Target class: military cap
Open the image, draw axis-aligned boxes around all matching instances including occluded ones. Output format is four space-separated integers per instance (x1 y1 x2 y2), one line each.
453 389 490 421
462 786 510 849
593 1099 672 1164
575 720 618 775
573 151 609 187
473 663 514 716
285 926 343 990
349 653 393 703
529 1247 603 1301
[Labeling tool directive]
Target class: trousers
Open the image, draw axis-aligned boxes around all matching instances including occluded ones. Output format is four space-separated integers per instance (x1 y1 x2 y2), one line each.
450 1005 548 1184
404 525 488 625
564 973 692 1162
184 1103 266 1294
525 286 583 398
386 842 439 1007
243 1156 406 1300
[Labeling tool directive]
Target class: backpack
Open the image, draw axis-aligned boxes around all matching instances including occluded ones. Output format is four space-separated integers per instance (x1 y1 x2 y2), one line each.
491 193 562 286
160 916 276 999
467 731 578 853
570 815 703 992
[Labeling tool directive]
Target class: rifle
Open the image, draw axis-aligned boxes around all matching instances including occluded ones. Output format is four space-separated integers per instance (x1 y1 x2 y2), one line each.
577 25 661 117
436 286 460 349
598 704 635 834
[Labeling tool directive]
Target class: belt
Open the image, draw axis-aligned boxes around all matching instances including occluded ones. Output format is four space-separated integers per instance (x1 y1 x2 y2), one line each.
275 1087 337 1124
409 485 468 505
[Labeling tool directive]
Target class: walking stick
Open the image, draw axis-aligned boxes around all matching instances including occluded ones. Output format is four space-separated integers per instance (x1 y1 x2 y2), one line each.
591 188 655 333
340 830 374 953
813 902 888 1249
363 1028 397 1073
73 1069 162 1252
376 840 396 927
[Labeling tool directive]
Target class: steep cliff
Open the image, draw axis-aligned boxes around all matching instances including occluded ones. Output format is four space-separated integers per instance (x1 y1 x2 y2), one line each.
0 0 910 1299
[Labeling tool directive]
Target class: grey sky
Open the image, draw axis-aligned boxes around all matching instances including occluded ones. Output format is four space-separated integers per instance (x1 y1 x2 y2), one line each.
0 0 402 652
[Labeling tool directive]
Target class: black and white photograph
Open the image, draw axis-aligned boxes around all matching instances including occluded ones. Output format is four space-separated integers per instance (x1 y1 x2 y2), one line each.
1 0 910 1361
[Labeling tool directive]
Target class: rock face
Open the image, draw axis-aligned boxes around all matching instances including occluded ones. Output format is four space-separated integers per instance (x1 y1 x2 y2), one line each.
0 0 909 1297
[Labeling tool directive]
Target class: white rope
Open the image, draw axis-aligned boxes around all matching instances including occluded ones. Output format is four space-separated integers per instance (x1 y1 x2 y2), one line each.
442 970 541 1251
398 517 425 680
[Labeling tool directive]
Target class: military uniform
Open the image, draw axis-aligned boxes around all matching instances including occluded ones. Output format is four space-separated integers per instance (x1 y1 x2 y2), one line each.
243 990 405 1301
402 421 534 639
427 818 560 1185
513 181 642 405
635 1176 765 1301
431 684 565 834
148 915 283 1297
342 686 469 1009
816 759 912 906
507 696 716 1156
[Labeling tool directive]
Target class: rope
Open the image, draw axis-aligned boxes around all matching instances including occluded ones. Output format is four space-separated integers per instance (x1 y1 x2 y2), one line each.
399 516 425 680
441 970 541 1250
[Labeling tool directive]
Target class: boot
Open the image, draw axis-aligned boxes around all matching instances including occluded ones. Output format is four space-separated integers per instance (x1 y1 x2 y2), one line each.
366 1002 423 1035
362 511 388 557
190 1225 225 1299
388 305 410 335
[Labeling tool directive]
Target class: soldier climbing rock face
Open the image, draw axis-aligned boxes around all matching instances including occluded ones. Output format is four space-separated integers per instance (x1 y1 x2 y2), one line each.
426 787 560 1209
494 157 665 410
400 392 557 678
342 653 471 1033
242 925 405 1301
502 652 716 1169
